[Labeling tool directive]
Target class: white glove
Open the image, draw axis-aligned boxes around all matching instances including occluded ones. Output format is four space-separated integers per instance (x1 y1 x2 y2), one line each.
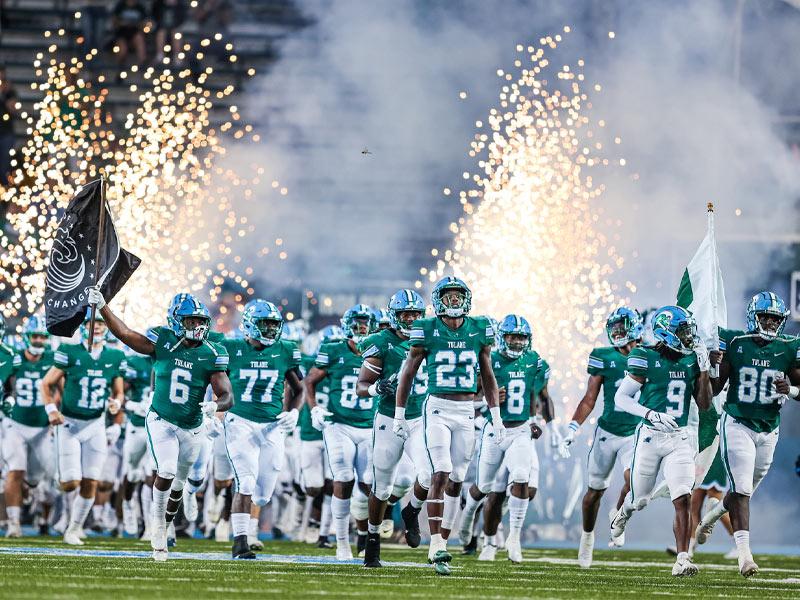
125 400 148 418
107 397 122 415
645 410 679 433
201 400 218 419
492 421 506 445
392 406 409 440
693 341 710 372
203 415 222 438
87 285 106 310
549 421 565 448
277 408 299 433
106 423 121 445
558 420 580 458
310 405 332 431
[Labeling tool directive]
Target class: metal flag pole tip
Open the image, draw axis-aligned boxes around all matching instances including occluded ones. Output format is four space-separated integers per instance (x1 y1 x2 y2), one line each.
707 201 714 212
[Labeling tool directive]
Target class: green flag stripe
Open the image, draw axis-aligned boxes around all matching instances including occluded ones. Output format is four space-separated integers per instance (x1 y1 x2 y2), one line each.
676 268 693 309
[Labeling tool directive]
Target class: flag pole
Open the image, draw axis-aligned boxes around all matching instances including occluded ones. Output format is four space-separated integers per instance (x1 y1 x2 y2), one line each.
87 174 107 350
707 201 720 377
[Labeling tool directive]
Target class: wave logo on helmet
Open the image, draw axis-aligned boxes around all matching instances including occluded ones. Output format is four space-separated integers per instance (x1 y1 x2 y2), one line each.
652 305 696 355
746 291 789 340
498 314 532 359
432 277 472 318
606 307 644 348
388 289 425 336
46 225 86 293
241 300 283 346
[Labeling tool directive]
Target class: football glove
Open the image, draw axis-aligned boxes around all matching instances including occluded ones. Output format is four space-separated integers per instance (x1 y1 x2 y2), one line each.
693 340 710 372
106 423 121 445
277 408 299 433
374 374 398 397
107 397 122 415
87 285 106 310
492 421 506 445
549 421 565 448
645 410 679 433
203 415 222 438
311 405 332 431
125 400 149 418
0 395 15 416
200 400 218 419
558 421 580 458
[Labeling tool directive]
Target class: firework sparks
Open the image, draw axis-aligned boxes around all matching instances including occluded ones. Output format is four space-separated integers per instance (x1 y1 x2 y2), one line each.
425 29 632 414
0 32 286 329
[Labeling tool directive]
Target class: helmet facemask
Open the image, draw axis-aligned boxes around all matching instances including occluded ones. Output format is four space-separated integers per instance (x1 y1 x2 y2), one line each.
253 317 282 346
181 315 210 342
608 319 631 348
393 310 423 337
754 312 785 340
500 333 529 359
348 317 372 343
674 320 697 355
438 288 467 318
26 333 48 356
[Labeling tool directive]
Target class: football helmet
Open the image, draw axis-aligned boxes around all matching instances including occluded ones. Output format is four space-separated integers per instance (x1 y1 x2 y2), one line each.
173 297 212 342
746 291 789 340
341 304 374 343
167 292 197 336
240 300 283 346
80 307 109 344
321 325 345 343
375 309 392 331
652 306 696 355
432 276 471 318
23 315 49 356
606 307 644 348
497 314 532 359
387 289 425 336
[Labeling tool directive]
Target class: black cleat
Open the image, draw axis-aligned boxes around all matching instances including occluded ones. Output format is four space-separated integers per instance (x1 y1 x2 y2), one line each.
401 503 422 548
363 533 382 568
232 535 256 559
271 526 285 540
462 535 478 555
356 532 367 557
316 535 333 549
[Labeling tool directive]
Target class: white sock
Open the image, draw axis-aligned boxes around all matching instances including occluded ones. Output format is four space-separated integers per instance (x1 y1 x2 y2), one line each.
331 496 351 545
152 487 170 528
249 517 259 538
460 494 482 537
71 495 95 528
141 485 152 524
6 506 21 523
581 530 595 543
92 505 103 522
320 495 332 537
367 522 380 534
485 533 496 547
231 512 249 537
508 495 528 535
441 492 460 532
677 551 690 562
429 532 444 556
63 490 77 520
410 492 424 510
733 530 751 560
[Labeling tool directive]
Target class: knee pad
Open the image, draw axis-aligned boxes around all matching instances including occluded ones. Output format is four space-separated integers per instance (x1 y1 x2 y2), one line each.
371 478 393 502
186 477 204 494
416 469 432 491
391 481 411 500
237 474 256 498
350 492 369 521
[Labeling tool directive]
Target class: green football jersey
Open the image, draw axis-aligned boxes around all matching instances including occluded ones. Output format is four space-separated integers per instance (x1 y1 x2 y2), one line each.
0 342 14 388
720 329 799 433
408 316 493 395
627 346 699 428
360 329 425 420
10 350 55 427
223 338 300 423
588 346 643 437
124 353 153 428
54 344 127 420
298 354 324 442
490 349 541 424
315 340 374 428
147 326 229 429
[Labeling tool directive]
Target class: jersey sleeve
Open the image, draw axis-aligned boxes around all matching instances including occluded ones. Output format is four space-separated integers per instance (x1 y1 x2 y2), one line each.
315 343 334 370
208 342 229 372
288 342 302 369
359 333 384 361
717 327 737 352
475 316 495 347
148 327 168 359
792 338 800 369
54 344 73 369
587 349 604 376
626 347 649 378
408 318 428 350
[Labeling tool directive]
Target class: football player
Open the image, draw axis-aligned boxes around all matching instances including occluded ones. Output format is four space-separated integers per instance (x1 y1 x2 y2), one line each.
395 277 500 575
456 315 541 563
695 292 800 577
42 310 126 545
610 306 712 576
88 287 233 561
303 305 375 560
222 300 303 559
2 316 55 537
356 289 429 568
558 307 644 567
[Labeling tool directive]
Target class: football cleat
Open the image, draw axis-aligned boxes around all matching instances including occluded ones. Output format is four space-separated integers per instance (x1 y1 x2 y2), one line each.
478 543 497 561
122 503 139 537
167 521 176 547
248 535 264 551
400 504 421 548
379 518 394 539
461 535 478 555
5 521 21 538
672 555 699 577
183 488 199 524
151 524 168 561
434 561 451 576
316 535 333 549
610 506 631 539
63 524 84 546
607 507 625 548
363 533 382 568
695 499 721 545
578 531 594 568
335 544 354 561
356 532 367 557
739 557 758 578
232 534 256 559
506 531 523 563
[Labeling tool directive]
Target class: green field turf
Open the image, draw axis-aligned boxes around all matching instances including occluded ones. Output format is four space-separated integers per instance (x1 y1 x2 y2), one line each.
0 536 798 599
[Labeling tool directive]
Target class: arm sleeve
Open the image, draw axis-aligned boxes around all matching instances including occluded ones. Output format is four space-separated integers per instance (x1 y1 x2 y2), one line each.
614 376 649 418
587 350 604 376
54 346 71 368
210 344 229 372
315 344 332 369
408 319 427 349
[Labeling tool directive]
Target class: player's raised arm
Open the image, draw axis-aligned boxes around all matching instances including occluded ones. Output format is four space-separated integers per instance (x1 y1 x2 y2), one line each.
89 286 155 355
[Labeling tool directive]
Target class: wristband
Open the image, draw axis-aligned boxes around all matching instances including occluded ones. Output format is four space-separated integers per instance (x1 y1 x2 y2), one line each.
394 406 406 420
489 406 502 425
789 385 800 399
567 420 580 434
45 403 58 415
367 383 379 397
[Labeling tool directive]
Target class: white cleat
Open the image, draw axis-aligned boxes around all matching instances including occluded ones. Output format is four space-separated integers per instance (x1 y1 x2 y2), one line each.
122 504 139 536
215 519 230 542
5 521 22 538
63 524 84 546
506 532 523 563
608 508 625 548
379 518 394 539
53 514 68 535
248 535 264 551
672 555 699 577
183 489 199 523
578 531 594 568
335 544 354 561
140 520 152 541
610 506 631 540
151 524 168 561
739 557 758 578
478 543 497 561
724 547 738 560
695 498 720 545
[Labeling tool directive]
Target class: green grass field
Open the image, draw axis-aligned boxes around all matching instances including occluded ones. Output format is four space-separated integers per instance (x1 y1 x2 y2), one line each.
0 536 798 599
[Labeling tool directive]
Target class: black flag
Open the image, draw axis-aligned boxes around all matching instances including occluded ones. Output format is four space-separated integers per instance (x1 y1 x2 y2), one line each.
44 179 141 336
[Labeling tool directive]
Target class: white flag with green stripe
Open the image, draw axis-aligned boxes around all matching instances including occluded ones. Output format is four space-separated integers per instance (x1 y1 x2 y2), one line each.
676 207 727 348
